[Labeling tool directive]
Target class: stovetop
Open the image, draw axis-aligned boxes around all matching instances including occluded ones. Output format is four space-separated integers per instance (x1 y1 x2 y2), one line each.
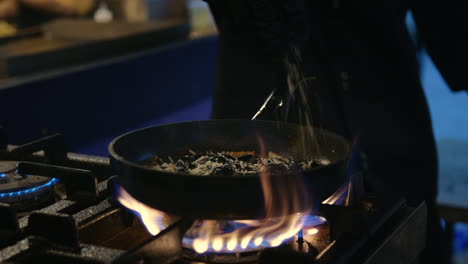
0 132 427 264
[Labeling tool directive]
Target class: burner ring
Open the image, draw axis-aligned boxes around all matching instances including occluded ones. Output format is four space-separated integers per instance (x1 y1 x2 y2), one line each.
0 178 58 199
0 161 58 209
0 162 16 175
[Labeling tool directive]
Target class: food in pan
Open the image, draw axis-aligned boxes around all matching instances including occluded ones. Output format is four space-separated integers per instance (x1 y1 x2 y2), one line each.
143 150 330 176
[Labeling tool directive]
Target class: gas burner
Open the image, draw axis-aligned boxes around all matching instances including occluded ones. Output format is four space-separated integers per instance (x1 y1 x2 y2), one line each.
0 161 58 210
117 185 331 263
182 215 329 263
183 215 327 254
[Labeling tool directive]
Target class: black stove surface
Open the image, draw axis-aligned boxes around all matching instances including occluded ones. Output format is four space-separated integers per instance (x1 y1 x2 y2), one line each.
0 132 427 264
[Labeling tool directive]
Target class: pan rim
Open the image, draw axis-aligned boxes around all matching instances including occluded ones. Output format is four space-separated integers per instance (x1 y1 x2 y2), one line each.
108 119 351 179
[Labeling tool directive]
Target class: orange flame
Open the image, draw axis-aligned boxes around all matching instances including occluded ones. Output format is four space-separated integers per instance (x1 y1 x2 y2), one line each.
182 134 314 253
117 187 312 253
117 187 178 235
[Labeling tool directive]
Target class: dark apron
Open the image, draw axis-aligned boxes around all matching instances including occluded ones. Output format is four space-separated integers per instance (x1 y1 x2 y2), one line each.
207 1 448 262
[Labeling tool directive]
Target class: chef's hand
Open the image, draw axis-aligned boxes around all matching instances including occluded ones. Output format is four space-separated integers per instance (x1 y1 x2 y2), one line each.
20 0 77 15
0 0 18 19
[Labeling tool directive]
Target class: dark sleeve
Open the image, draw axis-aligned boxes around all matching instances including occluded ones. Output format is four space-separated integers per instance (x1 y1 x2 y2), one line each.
411 0 468 91
202 0 308 60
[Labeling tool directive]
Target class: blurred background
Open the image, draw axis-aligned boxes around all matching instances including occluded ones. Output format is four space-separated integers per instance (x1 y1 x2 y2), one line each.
0 0 216 153
1 2 467 262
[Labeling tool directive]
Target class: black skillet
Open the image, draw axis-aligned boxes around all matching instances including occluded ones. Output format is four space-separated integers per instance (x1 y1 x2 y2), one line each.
109 119 350 220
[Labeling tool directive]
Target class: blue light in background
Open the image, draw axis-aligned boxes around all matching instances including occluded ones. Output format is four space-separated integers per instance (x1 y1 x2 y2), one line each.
0 178 59 199
455 223 468 256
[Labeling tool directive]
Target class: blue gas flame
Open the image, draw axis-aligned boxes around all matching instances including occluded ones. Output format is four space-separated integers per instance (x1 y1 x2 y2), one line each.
0 178 59 198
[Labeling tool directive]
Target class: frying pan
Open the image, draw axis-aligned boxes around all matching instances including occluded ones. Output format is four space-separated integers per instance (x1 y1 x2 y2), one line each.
109 120 350 220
